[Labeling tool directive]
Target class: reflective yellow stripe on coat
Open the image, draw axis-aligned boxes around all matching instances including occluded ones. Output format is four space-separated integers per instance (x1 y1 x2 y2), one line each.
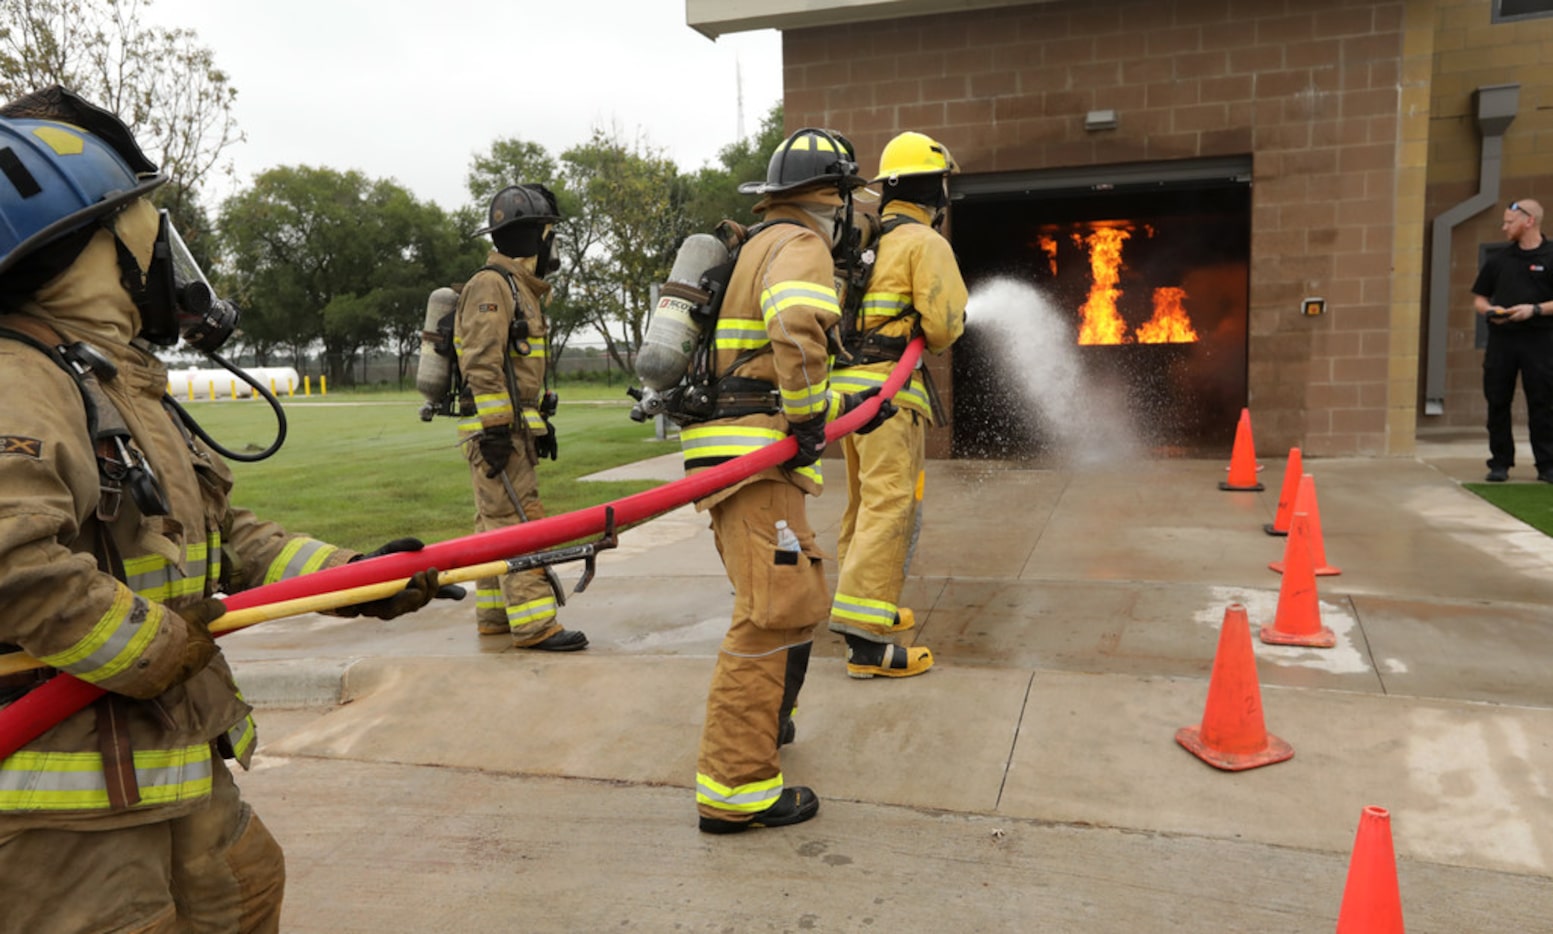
0 744 213 811
681 425 822 488
830 367 930 416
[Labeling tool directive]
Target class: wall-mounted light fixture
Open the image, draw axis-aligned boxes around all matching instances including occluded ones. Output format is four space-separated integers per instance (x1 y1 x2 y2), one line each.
1084 109 1119 132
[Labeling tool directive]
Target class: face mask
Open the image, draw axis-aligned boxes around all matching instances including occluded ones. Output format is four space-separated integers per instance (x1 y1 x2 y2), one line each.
138 211 240 352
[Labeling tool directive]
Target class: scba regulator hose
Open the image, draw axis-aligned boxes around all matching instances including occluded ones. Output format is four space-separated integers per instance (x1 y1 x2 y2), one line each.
0 340 926 759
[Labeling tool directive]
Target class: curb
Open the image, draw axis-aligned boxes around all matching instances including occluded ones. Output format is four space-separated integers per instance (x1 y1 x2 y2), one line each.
230 657 359 708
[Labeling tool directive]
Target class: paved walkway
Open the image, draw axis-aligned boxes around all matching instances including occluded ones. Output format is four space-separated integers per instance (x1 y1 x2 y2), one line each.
222 437 1553 932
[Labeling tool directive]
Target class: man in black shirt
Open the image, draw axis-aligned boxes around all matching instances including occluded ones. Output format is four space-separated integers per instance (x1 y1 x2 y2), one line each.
1471 198 1553 482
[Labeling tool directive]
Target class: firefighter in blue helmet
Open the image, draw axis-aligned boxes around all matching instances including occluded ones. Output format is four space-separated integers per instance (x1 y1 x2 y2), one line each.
0 86 452 933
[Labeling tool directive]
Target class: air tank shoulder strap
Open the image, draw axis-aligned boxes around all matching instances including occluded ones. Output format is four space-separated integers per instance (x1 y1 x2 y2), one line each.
836 214 923 363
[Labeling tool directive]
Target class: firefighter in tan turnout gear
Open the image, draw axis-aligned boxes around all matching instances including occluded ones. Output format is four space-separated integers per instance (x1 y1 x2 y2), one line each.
828 131 967 679
0 87 449 933
457 184 586 651
686 129 893 833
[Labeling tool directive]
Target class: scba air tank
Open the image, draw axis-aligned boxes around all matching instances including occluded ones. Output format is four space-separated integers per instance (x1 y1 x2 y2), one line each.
635 233 730 391
415 287 459 420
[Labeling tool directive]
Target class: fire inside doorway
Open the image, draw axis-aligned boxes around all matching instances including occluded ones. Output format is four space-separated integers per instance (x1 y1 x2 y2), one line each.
949 161 1251 461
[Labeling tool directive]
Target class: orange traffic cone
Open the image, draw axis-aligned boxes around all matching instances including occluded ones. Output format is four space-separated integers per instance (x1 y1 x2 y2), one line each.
1218 408 1265 491
1336 806 1405 934
1269 474 1340 576
1175 604 1294 771
1260 513 1336 647
1263 447 1303 536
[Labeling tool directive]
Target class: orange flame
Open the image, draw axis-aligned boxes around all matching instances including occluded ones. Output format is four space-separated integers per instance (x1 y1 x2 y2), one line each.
1136 287 1200 344
1037 235 1058 276
1077 227 1131 345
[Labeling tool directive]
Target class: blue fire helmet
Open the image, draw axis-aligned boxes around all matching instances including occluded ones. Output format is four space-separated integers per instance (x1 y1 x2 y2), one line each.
0 114 167 278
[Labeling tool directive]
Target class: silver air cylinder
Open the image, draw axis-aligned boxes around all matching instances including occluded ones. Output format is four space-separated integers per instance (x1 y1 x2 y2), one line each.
416 287 459 413
635 233 729 391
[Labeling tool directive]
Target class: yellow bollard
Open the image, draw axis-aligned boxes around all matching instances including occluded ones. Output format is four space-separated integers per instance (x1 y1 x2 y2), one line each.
286 378 294 397
269 377 276 396
304 375 311 396
320 375 327 395
207 380 216 401
186 377 194 400
230 379 238 400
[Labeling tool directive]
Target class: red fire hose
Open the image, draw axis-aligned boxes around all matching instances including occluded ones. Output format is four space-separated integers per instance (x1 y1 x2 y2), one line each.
0 339 925 760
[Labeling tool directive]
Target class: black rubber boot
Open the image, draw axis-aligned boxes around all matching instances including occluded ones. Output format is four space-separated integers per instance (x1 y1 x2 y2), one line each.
698 786 820 834
777 642 810 747
522 629 588 652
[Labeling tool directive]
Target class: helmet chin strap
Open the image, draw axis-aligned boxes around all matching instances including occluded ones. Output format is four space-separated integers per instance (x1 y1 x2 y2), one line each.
105 224 170 344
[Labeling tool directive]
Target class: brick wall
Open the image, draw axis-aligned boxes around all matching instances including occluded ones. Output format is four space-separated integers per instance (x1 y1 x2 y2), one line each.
784 0 1423 457
1425 0 1553 431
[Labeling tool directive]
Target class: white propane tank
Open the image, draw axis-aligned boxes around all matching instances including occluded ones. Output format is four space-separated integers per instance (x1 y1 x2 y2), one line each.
416 287 459 417
635 233 730 391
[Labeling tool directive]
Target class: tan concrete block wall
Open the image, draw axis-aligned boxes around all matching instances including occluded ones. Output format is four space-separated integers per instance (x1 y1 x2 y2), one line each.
785 0 1414 457
1425 0 1553 431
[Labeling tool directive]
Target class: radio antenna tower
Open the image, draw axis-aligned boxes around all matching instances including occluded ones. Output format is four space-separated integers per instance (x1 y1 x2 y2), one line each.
736 57 746 142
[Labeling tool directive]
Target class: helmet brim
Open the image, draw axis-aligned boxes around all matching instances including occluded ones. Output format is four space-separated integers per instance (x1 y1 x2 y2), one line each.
473 214 560 237
738 173 869 197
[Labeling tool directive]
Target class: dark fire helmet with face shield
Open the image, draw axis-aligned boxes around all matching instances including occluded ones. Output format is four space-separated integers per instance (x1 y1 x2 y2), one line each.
0 85 238 352
476 183 562 276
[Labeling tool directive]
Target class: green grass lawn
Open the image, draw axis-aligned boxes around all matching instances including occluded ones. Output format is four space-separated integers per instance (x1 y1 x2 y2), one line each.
1462 481 1553 536
185 391 675 552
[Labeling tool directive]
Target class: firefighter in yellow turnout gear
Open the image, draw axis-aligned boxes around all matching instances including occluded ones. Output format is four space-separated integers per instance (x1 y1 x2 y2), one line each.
828 131 967 679
687 129 891 833
0 87 448 933
456 185 586 651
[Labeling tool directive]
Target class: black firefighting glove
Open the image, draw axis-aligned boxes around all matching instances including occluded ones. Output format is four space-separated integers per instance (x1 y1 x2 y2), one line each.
128 597 225 699
783 416 828 471
339 538 467 618
479 425 514 477
534 420 558 461
839 387 898 435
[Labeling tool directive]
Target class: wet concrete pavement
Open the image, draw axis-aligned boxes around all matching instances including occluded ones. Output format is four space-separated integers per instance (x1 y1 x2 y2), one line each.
222 436 1553 932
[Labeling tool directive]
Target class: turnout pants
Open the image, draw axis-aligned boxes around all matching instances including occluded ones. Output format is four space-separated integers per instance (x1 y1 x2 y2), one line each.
1484 328 1553 472
467 441 562 645
0 756 284 933
828 410 926 642
696 479 828 823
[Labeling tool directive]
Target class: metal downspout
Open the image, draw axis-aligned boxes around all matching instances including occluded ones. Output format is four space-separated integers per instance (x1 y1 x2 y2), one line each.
1424 83 1519 415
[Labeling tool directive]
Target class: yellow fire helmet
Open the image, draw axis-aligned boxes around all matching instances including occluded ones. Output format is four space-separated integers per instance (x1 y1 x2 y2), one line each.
872 131 958 184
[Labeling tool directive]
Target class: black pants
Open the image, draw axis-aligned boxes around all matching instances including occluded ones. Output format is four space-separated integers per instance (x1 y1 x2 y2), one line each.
1484 328 1553 471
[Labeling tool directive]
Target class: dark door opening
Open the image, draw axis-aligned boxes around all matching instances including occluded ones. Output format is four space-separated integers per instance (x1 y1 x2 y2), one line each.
949 161 1251 460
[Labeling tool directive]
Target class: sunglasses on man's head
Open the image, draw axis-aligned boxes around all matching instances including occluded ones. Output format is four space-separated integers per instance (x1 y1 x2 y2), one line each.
1511 202 1535 218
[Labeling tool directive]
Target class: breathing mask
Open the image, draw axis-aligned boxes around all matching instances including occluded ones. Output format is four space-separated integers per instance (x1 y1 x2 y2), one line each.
134 211 240 352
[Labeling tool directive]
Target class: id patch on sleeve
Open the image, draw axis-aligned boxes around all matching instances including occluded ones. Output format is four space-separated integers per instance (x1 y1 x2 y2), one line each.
479 302 499 314
0 436 43 458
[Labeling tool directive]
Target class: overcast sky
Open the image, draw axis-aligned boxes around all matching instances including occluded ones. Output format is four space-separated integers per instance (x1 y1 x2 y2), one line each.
143 0 784 212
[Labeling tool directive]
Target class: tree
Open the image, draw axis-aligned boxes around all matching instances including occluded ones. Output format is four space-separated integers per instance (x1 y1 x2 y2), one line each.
218 165 480 385
464 138 557 215
681 102 786 233
560 128 685 372
0 0 243 243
